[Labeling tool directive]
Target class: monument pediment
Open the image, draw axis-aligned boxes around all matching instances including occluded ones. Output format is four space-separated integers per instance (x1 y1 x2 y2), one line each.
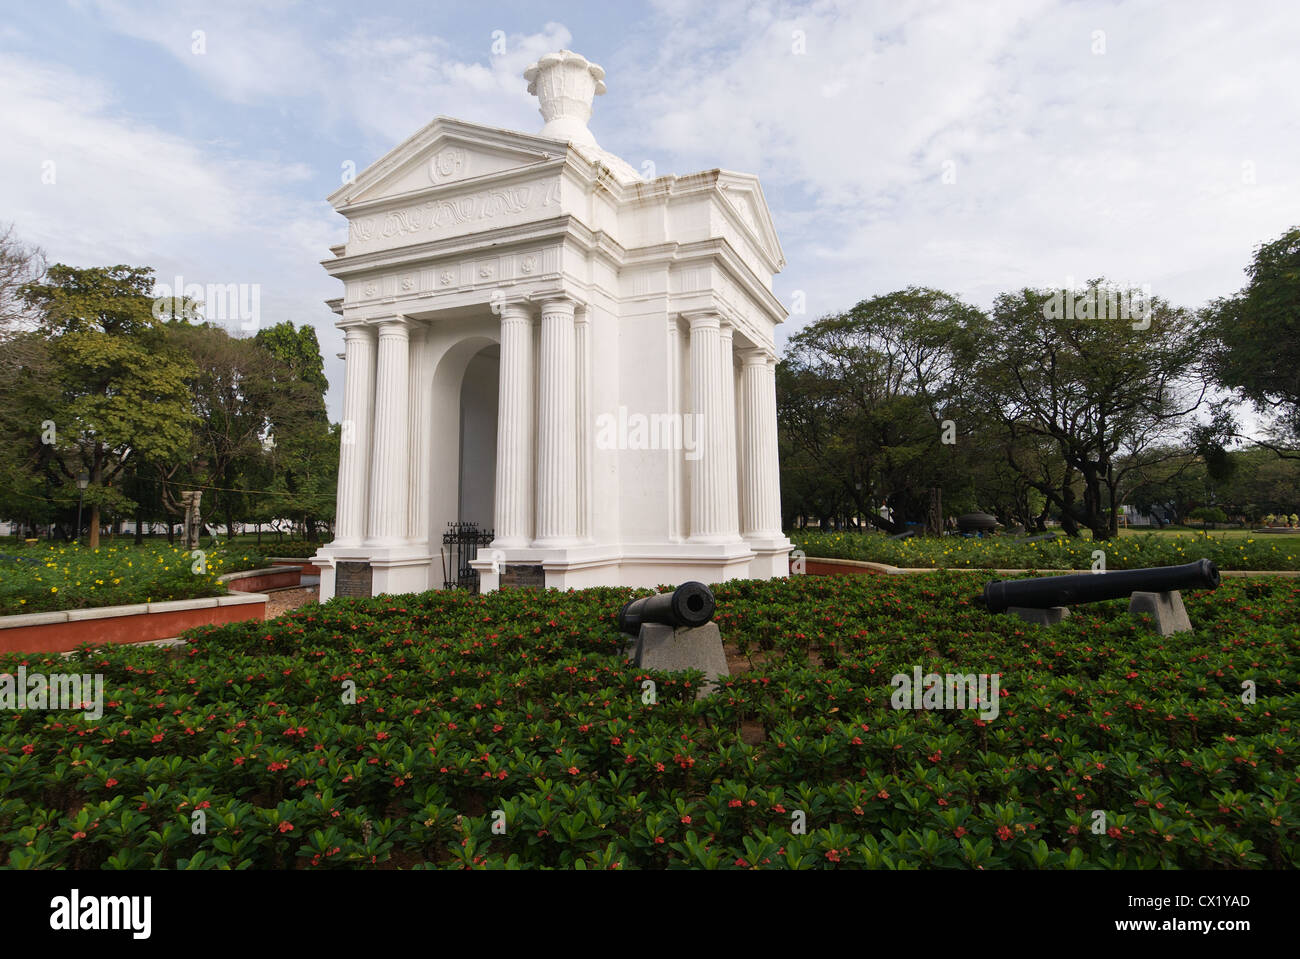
716 173 786 273
329 118 566 210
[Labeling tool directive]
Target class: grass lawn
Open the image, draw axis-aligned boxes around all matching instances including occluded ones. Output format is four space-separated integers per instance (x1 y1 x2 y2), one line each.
0 542 267 615
3 573 1295 869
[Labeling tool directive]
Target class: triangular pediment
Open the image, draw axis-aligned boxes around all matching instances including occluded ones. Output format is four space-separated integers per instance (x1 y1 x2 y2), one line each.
329 117 567 210
716 172 786 272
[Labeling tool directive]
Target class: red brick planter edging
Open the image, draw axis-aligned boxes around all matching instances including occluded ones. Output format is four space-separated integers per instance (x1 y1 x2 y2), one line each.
222 566 303 592
0 595 267 655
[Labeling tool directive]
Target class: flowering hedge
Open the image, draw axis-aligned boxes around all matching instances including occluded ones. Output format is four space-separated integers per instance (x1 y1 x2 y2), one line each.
792 531 1300 571
0 543 267 615
1 574 1296 869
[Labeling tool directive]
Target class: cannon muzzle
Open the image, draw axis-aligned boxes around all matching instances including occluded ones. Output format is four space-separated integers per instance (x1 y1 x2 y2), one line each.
618 581 715 634
983 559 1220 612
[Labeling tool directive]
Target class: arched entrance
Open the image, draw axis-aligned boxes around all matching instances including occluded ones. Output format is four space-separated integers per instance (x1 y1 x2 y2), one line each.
423 328 499 588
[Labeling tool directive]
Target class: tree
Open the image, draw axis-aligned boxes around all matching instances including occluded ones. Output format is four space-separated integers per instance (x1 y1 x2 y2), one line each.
158 321 282 542
1208 226 1300 455
0 222 45 334
778 288 982 532
19 265 198 547
254 322 335 541
962 280 1208 539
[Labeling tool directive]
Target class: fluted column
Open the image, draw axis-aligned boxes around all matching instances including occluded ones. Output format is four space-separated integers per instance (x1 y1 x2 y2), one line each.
575 304 593 542
762 356 783 532
688 313 739 542
333 324 376 546
534 297 578 546
742 349 782 536
407 325 432 544
366 317 411 544
719 320 740 533
493 302 535 547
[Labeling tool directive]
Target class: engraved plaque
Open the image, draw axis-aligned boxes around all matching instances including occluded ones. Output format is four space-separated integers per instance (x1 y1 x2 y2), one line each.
336 561 373 598
500 564 546 589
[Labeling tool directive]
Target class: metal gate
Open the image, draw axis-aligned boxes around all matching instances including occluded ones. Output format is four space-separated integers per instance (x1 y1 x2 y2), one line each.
441 521 494 592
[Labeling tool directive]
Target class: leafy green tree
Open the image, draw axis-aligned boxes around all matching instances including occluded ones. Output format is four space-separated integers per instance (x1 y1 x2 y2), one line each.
1208 226 1300 455
778 288 982 532
19 265 197 547
253 321 336 541
961 280 1208 539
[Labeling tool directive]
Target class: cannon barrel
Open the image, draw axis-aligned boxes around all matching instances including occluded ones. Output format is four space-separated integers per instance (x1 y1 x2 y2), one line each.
618 581 715 634
983 559 1220 613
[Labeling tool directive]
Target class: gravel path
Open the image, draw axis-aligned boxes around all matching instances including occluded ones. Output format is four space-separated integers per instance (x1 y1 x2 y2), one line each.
264 586 319 619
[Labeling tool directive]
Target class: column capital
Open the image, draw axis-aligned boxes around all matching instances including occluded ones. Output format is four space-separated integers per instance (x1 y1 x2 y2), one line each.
741 346 776 366
538 296 577 318
527 288 584 312
373 314 413 336
498 300 534 323
682 310 721 331
341 323 377 341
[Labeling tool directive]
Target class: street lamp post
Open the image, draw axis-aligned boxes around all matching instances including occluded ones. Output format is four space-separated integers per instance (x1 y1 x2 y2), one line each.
76 474 88 545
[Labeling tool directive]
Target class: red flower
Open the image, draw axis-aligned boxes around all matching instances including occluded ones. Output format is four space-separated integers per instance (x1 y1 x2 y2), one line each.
654 836 665 844
996 825 1014 841
773 804 787 814
279 821 295 833
1107 826 1122 839
876 790 890 800
825 849 841 862
953 826 967 838
680 816 691 825
105 779 118 788
151 733 164 743
72 831 87 840
20 744 34 755
728 799 743 808
567 766 579 775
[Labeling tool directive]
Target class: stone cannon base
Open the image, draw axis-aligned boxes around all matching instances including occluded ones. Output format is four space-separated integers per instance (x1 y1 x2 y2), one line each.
631 622 729 699
1129 589 1193 635
1008 606 1071 626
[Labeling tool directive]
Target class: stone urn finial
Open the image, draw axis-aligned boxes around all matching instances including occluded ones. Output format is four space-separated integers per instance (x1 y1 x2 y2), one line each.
523 49 607 147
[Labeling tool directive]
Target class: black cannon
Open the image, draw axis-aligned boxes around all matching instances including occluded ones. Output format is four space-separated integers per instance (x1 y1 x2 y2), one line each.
982 558 1220 613
618 581 716 634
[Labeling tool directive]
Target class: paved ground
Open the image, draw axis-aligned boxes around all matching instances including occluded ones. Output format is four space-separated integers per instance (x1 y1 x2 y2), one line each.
265 586 319 618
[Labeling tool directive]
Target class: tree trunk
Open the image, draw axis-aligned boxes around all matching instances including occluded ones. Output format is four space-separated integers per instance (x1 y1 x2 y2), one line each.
88 448 102 550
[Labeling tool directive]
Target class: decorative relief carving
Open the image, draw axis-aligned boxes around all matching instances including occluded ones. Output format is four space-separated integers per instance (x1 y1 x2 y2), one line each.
428 147 468 183
400 276 414 291
478 265 495 279
363 283 377 298
520 254 537 274
439 270 456 286
348 184 536 246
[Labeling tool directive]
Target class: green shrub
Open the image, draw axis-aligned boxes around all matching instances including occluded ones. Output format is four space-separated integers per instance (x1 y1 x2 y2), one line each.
0 543 265 615
2 574 1295 869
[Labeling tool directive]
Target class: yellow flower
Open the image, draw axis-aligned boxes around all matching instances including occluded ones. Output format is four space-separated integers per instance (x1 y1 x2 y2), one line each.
50 586 57 593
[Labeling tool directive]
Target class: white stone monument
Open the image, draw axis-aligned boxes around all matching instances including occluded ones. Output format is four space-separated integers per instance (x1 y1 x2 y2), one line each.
313 50 792 599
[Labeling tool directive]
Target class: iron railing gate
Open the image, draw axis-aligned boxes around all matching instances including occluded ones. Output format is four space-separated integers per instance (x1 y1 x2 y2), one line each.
441 521 494 592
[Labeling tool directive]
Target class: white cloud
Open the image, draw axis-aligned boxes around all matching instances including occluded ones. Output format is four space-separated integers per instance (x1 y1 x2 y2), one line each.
626 0 1300 331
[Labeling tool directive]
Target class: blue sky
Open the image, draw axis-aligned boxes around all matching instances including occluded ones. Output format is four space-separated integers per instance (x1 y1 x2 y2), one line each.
4 0 1299 418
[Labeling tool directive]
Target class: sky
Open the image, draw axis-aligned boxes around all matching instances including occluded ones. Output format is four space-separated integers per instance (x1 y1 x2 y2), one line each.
3 0 1298 419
